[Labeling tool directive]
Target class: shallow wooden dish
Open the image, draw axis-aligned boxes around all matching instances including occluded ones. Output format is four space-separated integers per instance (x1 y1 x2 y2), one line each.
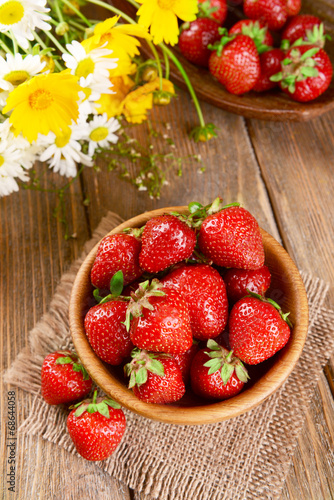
69 206 309 425
110 0 334 121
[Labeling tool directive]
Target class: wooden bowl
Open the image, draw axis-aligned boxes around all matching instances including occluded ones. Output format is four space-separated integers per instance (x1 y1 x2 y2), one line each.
109 0 334 122
69 207 309 425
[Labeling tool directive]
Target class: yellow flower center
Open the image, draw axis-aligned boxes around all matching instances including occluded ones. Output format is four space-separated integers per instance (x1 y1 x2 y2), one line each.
0 155 4 167
89 126 108 142
4 70 30 86
55 130 71 148
0 0 24 25
75 57 95 79
29 88 54 110
157 0 175 9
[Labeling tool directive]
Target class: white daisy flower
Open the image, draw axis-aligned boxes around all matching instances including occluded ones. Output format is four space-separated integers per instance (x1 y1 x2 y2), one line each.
0 53 46 92
0 118 40 169
80 113 120 156
39 124 93 178
63 41 118 96
0 140 31 196
0 0 51 50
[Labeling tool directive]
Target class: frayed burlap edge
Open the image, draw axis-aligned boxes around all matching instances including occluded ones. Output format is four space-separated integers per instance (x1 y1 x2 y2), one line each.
4 212 334 500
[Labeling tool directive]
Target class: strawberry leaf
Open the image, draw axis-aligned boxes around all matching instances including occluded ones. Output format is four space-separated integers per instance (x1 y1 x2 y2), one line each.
148 359 165 377
56 356 73 365
96 402 110 418
74 403 89 417
105 399 121 409
109 270 124 297
221 363 234 385
135 367 148 386
235 364 249 383
204 358 222 374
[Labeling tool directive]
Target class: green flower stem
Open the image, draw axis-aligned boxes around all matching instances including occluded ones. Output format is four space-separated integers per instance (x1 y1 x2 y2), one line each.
54 0 70 44
0 39 13 54
68 18 92 31
125 0 141 8
147 41 163 90
44 30 67 54
161 44 206 128
85 0 136 24
163 49 170 80
33 32 63 71
9 30 18 54
61 0 92 27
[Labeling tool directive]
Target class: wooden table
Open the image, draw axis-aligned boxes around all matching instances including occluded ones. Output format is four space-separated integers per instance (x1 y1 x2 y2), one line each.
1 71 334 498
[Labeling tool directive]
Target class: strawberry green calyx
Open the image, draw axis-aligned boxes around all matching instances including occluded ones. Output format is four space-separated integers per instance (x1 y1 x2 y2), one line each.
124 348 166 388
270 47 320 94
93 270 129 305
240 20 271 54
153 90 174 106
70 389 121 418
204 340 249 384
197 0 219 19
124 279 165 331
123 227 144 239
291 23 330 50
245 290 293 328
55 351 91 381
208 28 236 56
190 123 218 143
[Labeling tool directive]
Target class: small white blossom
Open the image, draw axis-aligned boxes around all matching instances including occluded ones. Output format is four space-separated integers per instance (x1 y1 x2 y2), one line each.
80 113 120 156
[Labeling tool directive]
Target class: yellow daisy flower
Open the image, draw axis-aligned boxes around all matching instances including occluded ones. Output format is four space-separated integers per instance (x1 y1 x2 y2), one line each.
3 72 81 143
97 75 135 118
82 17 150 78
137 0 198 45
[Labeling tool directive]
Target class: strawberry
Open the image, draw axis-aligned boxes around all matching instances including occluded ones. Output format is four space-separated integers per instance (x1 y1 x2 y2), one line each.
229 293 291 365
178 18 221 67
208 30 260 95
91 233 143 290
281 15 326 48
124 349 186 404
224 265 271 304
243 0 288 31
161 263 229 340
190 340 249 400
286 0 301 17
139 214 196 273
126 279 193 354
41 351 93 405
253 48 285 92
67 390 126 461
172 342 199 384
198 0 227 24
228 20 274 54
197 200 265 269
271 45 333 102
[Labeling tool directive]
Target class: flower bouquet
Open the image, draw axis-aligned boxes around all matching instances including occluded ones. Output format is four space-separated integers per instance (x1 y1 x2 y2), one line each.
0 0 216 199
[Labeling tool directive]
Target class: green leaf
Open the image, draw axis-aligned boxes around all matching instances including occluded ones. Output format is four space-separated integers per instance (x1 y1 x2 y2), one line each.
74 403 89 417
96 402 110 418
148 359 165 377
135 367 148 386
93 288 104 303
110 270 124 297
206 339 220 351
205 350 223 359
188 202 203 214
87 403 98 413
300 47 319 61
301 67 319 78
221 363 234 385
128 371 136 389
105 399 121 409
235 364 249 383
269 72 283 83
56 356 73 365
282 58 292 66
204 358 221 374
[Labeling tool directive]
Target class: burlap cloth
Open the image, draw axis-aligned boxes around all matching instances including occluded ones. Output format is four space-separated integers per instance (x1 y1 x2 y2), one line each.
4 212 334 500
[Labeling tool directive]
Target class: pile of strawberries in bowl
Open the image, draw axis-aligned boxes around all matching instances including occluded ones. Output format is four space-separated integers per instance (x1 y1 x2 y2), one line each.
178 0 332 101
40 198 308 460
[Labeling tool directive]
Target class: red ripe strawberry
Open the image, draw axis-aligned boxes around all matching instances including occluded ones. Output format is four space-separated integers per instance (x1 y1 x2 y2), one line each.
229 20 274 53
178 18 221 67
271 45 333 102
281 15 325 47
41 351 93 405
224 265 271 304
229 294 291 365
198 0 227 24
172 342 199 384
126 279 192 354
161 263 229 340
124 349 186 404
139 214 196 273
253 48 285 92
197 201 265 269
84 300 133 365
286 0 301 17
209 31 260 95
91 233 142 290
67 391 126 461
244 0 288 31
190 340 249 400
